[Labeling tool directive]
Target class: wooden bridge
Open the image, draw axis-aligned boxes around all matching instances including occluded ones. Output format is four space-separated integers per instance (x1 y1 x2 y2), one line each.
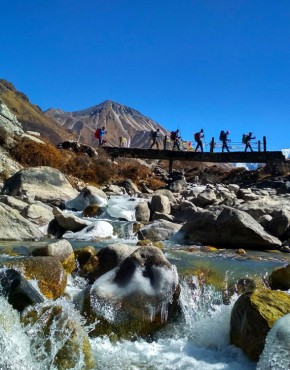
103 146 287 173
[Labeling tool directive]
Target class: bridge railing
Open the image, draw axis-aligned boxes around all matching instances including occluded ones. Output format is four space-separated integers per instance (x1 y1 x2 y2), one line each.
163 135 267 152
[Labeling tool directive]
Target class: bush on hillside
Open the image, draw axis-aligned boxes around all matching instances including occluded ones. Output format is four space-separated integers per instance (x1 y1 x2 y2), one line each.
10 137 63 168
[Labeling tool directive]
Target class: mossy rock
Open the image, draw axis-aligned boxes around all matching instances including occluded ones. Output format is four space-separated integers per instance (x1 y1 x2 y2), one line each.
230 288 290 361
22 304 95 369
1 257 67 299
269 264 290 290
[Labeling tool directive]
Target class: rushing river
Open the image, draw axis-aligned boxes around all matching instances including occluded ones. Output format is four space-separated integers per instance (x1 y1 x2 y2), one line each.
1 197 290 370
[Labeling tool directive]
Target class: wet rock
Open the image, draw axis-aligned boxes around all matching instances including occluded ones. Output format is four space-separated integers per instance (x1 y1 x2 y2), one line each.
268 264 290 290
138 220 182 242
0 256 67 299
230 288 290 361
82 204 103 218
53 206 91 231
32 239 76 274
0 268 44 311
85 246 180 339
1 166 78 205
65 185 107 211
62 220 114 240
22 302 95 369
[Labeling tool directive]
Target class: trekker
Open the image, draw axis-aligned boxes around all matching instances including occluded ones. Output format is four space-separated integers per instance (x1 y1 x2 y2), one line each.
150 129 160 149
244 132 256 152
171 129 181 150
194 129 204 152
220 130 231 152
98 126 107 147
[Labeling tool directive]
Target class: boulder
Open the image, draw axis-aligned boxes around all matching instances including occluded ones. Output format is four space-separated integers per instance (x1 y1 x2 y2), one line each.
197 188 217 207
135 201 150 222
152 212 174 222
0 195 28 211
138 220 182 242
0 257 67 299
65 185 107 211
267 209 290 238
230 288 290 361
85 246 180 339
174 206 198 223
181 207 282 250
257 313 290 369
22 302 95 369
1 167 78 205
32 239 76 274
53 207 91 231
268 264 290 290
20 203 54 226
150 194 171 215
154 189 176 203
167 179 187 193
117 179 140 195
82 204 103 218
62 220 114 240
0 203 44 240
0 268 44 311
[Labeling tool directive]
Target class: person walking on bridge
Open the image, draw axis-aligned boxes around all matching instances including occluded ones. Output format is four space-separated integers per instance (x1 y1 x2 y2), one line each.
221 130 231 152
171 129 181 150
244 132 255 152
194 129 204 152
150 129 160 149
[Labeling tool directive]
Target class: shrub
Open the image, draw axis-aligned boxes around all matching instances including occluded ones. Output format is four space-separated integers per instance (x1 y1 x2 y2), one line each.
9 137 63 168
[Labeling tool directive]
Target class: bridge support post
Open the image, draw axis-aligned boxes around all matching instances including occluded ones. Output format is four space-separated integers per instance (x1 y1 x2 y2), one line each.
258 140 261 152
263 136 267 152
169 159 174 174
164 135 167 150
210 137 215 153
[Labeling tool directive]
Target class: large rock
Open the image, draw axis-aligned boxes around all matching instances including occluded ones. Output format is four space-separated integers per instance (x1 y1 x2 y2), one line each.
135 201 150 222
138 220 182 241
20 203 54 226
53 207 91 231
0 257 67 299
0 98 23 134
257 313 290 369
267 209 290 238
0 268 44 311
230 288 290 361
268 264 290 290
22 302 95 369
62 220 114 240
1 167 78 204
84 246 180 339
32 239 76 274
65 185 107 211
181 206 282 250
150 194 171 215
0 203 44 240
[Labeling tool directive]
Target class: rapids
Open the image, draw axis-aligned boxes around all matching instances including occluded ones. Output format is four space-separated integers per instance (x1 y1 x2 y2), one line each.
1 195 290 369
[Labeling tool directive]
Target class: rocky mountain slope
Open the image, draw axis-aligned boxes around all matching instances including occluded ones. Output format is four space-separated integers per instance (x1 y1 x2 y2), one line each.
0 80 76 144
45 100 169 148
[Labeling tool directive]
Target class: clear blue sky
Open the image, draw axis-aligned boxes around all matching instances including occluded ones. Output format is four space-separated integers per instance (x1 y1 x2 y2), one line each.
1 0 290 150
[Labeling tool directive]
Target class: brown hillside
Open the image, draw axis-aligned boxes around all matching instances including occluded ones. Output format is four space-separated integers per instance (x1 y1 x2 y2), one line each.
0 79 76 144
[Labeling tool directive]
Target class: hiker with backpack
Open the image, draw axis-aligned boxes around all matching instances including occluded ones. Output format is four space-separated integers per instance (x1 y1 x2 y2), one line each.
95 126 107 147
150 129 160 149
243 132 256 152
220 130 231 152
171 129 181 150
194 129 204 152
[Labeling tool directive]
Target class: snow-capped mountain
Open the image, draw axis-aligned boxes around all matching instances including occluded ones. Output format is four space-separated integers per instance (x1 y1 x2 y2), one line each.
282 148 290 159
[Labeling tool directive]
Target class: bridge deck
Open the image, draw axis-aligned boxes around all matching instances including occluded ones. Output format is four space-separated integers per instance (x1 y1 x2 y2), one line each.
103 147 286 164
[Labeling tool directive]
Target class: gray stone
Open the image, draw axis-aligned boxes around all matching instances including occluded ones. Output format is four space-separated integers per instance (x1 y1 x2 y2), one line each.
135 201 150 222
151 194 171 215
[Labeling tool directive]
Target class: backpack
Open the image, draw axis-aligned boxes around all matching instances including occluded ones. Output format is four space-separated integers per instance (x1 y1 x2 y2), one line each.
219 130 226 141
194 132 200 142
151 130 157 139
170 131 177 140
242 134 247 144
95 128 101 139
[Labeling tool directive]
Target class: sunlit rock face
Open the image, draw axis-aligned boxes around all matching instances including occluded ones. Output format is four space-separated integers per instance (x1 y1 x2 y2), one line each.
84 246 180 339
257 313 290 370
65 185 107 211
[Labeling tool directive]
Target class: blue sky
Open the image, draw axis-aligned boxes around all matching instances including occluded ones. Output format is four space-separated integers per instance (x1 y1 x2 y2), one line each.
1 0 290 150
